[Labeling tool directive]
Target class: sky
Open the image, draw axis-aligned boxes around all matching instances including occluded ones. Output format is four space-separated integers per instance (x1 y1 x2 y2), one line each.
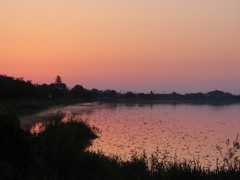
1 0 240 94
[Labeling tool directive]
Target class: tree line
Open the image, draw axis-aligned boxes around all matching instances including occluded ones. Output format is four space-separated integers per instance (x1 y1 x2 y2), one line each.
0 74 240 102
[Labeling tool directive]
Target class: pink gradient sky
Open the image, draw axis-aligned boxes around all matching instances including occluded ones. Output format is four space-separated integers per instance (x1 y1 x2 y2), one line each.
1 1 240 93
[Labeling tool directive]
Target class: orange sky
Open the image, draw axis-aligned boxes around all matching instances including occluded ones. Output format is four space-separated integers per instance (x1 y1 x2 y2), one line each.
1 1 240 93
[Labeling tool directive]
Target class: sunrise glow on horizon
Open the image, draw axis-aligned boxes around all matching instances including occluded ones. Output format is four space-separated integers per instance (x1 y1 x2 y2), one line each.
1 1 240 94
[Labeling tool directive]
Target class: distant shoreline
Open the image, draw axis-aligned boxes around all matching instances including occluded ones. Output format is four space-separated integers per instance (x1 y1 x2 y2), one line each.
97 99 240 105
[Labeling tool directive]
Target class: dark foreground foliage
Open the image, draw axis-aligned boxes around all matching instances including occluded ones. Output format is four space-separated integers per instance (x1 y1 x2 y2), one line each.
1 109 240 180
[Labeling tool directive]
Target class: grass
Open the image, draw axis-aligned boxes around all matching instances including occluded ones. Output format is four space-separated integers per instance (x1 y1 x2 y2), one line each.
1 108 240 179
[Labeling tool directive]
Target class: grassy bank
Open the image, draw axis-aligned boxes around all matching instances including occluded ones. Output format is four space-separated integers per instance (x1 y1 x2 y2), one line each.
1 110 240 180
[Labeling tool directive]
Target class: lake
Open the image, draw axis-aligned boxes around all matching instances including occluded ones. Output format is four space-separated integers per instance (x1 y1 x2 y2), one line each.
20 102 240 169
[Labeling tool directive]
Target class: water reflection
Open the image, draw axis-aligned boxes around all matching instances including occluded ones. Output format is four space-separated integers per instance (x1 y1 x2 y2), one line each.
20 103 240 169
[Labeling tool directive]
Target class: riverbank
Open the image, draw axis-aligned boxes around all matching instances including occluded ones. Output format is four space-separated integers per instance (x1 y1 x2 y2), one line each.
100 99 240 106
3 97 239 119
0 97 91 115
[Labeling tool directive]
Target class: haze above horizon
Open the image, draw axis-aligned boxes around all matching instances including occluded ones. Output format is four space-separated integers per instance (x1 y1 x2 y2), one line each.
1 1 240 94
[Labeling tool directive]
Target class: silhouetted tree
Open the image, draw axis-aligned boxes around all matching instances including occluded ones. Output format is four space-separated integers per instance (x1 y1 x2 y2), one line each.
206 90 233 100
55 75 62 84
103 90 117 98
52 75 68 96
124 91 136 100
69 85 87 98
0 75 34 98
90 88 101 99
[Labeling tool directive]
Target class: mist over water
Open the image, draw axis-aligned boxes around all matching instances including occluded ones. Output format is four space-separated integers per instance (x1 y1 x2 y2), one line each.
20 103 240 169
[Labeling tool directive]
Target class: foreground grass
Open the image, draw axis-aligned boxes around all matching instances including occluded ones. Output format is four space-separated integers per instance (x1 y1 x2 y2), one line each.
1 109 240 180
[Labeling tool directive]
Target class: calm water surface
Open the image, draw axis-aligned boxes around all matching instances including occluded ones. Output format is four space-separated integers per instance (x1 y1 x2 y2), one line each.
20 103 240 169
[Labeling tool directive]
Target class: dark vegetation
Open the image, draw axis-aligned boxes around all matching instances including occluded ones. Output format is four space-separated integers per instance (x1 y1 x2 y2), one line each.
1 110 240 180
1 74 240 107
1 74 240 179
